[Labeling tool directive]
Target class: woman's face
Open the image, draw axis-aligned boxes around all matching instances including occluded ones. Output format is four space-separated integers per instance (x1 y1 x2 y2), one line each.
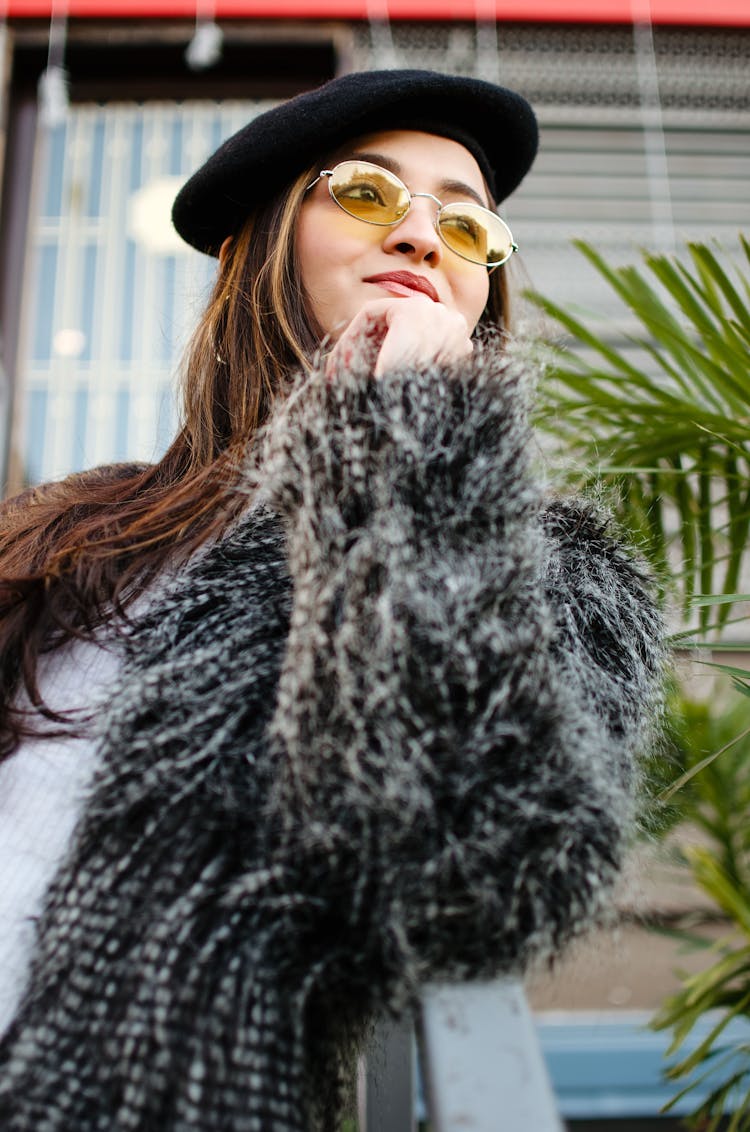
296 130 493 341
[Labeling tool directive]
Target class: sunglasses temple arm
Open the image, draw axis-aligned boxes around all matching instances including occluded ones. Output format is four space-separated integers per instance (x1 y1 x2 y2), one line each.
304 170 334 193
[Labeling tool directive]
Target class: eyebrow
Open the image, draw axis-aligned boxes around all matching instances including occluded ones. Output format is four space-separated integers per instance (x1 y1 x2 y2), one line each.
348 150 489 209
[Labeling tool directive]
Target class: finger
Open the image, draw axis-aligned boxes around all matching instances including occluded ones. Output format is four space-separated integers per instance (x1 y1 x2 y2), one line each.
326 304 391 379
374 304 472 377
327 296 472 380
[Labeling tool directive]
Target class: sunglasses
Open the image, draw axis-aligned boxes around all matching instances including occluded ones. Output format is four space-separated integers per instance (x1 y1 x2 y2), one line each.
305 160 518 270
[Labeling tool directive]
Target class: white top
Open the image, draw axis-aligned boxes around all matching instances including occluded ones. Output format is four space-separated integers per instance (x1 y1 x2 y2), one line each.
0 635 123 1037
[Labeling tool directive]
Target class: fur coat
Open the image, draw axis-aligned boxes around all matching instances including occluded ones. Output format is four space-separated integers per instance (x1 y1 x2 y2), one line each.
0 341 665 1130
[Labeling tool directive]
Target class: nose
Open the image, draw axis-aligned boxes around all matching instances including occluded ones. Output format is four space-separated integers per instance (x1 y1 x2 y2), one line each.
381 196 443 265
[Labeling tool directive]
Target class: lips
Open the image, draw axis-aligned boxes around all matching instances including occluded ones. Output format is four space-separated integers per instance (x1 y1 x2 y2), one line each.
364 271 440 303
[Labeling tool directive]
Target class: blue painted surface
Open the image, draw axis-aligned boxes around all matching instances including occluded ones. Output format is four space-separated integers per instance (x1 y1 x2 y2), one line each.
73 385 89 472
536 1012 750 1117
40 123 67 217
80 244 98 364
114 386 130 461
32 244 58 362
414 1012 750 1121
129 118 144 193
25 389 48 486
119 240 136 362
86 119 106 218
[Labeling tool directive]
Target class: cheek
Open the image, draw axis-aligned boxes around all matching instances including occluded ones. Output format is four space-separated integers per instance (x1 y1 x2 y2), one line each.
459 271 491 332
296 212 327 294
298 205 365 279
296 214 339 334
297 208 382 336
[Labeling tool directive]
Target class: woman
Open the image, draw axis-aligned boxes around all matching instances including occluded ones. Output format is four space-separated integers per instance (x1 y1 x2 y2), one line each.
0 70 664 1130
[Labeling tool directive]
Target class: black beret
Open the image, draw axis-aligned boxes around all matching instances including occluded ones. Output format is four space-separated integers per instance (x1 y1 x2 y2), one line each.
172 69 538 257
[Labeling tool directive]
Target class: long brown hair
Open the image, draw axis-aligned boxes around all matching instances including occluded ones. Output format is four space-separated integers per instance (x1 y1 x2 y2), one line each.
0 155 511 759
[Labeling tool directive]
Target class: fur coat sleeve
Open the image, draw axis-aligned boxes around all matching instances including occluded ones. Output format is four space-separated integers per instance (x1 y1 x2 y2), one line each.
259 340 664 997
0 341 664 1132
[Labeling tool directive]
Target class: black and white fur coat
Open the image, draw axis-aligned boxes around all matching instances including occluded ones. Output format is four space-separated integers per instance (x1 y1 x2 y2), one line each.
0 341 665 1131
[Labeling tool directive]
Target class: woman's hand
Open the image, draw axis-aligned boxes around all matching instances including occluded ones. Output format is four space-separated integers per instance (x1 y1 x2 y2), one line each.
326 295 473 380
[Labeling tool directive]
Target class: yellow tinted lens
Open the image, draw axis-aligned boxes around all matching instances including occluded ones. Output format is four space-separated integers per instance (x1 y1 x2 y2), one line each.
438 203 514 266
328 161 410 224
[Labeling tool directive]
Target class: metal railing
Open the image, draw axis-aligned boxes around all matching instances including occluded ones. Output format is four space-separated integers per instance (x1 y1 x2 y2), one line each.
358 978 563 1132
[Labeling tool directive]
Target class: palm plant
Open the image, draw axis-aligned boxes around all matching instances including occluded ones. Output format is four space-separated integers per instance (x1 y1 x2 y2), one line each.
650 692 750 1131
530 235 750 638
528 235 750 1128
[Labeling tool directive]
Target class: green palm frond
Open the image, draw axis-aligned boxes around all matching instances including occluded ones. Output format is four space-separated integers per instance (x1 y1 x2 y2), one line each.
651 848 750 1131
647 683 750 1130
529 236 750 634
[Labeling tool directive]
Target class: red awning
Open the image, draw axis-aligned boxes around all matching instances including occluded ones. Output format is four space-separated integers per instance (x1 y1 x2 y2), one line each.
6 0 750 25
